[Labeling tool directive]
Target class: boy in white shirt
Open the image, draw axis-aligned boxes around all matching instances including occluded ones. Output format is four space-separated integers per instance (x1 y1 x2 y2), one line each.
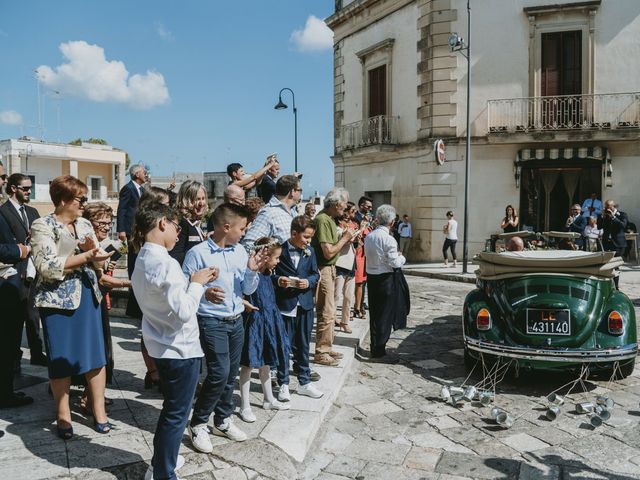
131 203 217 480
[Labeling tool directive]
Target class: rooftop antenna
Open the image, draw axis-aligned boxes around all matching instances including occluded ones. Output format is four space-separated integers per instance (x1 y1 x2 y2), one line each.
34 69 44 140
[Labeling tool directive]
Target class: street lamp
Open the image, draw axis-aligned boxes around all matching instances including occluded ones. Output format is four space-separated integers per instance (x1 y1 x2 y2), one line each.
448 0 471 274
274 88 298 172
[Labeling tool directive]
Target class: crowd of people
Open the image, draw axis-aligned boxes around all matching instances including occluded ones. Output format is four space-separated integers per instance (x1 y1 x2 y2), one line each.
0 157 410 480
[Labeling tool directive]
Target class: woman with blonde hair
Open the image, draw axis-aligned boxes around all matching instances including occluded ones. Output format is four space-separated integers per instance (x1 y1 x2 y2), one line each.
31 175 113 439
169 180 208 265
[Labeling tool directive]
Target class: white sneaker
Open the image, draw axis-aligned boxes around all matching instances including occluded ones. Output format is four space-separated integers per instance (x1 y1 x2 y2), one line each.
213 418 247 442
263 399 290 411
189 424 213 453
278 384 291 402
144 455 185 480
239 407 256 423
297 383 324 399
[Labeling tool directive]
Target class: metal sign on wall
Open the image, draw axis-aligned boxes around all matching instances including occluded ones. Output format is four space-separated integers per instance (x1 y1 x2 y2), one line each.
434 139 445 165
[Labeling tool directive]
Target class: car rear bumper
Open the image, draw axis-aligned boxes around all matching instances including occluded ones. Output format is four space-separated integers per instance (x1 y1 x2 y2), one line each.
464 337 638 363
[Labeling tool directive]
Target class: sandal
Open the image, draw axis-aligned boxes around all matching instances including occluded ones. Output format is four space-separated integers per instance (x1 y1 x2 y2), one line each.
339 323 353 334
94 419 113 434
56 421 73 440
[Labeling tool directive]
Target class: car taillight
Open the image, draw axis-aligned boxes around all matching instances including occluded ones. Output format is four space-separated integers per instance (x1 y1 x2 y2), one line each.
477 308 491 331
608 311 624 335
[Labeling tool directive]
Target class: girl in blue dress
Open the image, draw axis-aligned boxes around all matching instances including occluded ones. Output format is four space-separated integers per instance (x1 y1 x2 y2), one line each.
239 237 291 422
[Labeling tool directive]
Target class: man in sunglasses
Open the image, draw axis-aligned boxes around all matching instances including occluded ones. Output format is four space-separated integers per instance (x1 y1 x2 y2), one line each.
0 164 34 408
0 173 47 370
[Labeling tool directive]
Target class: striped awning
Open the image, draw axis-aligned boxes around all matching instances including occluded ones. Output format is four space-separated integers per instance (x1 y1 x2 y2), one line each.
518 146 608 162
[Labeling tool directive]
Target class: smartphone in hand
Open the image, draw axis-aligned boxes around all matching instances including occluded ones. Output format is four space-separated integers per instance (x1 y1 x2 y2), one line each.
104 244 122 262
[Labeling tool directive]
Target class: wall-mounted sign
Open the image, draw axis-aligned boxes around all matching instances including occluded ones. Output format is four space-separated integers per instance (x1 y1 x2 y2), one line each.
434 139 445 165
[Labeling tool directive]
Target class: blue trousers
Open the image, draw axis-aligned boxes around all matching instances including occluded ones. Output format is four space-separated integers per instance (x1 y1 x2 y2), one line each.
152 357 201 480
191 316 244 427
281 307 314 386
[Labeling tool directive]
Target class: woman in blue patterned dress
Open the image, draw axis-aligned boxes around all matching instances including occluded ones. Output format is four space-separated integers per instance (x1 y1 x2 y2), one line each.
31 175 114 439
238 237 290 423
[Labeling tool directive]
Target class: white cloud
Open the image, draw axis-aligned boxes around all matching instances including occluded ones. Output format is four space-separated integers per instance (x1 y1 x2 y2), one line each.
36 40 170 110
290 15 333 52
155 21 174 42
0 110 23 125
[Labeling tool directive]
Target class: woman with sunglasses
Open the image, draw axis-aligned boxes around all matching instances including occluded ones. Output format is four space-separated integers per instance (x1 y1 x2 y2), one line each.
30 175 114 439
69 203 131 412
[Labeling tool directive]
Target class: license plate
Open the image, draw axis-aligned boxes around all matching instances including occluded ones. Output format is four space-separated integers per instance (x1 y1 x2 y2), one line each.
526 309 571 336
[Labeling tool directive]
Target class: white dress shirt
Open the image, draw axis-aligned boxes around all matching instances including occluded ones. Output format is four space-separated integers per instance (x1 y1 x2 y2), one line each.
364 226 406 274
132 242 204 360
280 245 301 317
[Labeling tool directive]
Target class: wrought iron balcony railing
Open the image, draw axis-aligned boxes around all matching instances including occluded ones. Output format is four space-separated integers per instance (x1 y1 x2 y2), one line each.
339 115 399 151
488 92 640 133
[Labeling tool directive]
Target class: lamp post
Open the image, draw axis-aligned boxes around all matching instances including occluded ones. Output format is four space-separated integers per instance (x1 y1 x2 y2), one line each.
448 0 471 273
274 88 298 172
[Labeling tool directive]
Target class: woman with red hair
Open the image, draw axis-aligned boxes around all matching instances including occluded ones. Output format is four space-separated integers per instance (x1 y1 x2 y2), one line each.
31 175 113 439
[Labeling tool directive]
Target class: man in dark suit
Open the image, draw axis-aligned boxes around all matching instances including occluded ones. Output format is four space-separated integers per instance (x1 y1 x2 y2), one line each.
274 215 323 400
117 163 147 276
257 159 279 203
0 165 33 408
598 199 629 289
565 204 587 248
0 173 46 367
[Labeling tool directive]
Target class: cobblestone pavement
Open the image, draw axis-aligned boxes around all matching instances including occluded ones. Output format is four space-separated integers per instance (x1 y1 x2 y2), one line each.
299 276 640 480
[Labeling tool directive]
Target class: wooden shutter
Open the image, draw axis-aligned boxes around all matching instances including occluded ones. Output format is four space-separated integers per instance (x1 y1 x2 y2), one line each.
368 65 387 117
541 31 582 96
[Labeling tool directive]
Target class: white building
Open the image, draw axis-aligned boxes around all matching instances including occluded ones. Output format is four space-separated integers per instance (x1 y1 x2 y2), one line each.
327 0 640 261
0 138 126 214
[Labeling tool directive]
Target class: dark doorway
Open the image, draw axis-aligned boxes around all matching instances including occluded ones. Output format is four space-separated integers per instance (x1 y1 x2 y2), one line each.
519 162 601 231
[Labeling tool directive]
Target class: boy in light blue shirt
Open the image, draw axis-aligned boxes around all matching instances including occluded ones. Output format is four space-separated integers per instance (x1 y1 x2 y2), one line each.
182 203 267 453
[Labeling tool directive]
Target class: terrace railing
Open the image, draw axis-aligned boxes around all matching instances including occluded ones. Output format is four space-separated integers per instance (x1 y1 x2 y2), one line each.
339 115 399 151
488 92 640 133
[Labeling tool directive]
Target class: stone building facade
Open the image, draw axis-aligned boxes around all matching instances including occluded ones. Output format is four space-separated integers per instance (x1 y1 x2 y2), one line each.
326 0 640 261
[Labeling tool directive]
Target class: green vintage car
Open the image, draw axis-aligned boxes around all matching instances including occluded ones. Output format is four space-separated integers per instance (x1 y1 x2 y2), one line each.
463 250 637 377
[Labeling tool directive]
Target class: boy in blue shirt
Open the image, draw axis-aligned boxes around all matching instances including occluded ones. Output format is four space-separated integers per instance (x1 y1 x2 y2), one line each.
182 203 268 453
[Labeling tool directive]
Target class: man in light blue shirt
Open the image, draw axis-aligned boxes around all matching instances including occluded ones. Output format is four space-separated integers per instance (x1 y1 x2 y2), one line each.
182 203 267 453
242 175 301 247
581 193 602 218
397 214 413 256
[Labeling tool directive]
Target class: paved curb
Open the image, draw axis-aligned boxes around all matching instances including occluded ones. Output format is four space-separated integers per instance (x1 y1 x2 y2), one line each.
403 268 477 284
262 317 370 462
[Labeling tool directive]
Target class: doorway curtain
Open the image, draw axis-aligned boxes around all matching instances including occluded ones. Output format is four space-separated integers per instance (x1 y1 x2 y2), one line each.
540 171 559 230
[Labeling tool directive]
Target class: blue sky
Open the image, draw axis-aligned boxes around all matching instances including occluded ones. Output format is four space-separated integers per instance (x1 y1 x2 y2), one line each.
0 1 336 195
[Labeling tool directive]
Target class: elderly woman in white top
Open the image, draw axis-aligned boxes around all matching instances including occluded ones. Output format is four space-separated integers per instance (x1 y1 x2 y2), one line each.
363 204 410 358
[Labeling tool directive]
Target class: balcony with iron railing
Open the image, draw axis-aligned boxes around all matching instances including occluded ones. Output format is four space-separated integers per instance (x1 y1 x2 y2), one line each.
488 92 640 135
338 115 399 152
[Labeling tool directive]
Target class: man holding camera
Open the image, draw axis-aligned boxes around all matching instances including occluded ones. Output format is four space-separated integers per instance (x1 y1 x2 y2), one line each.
598 199 628 289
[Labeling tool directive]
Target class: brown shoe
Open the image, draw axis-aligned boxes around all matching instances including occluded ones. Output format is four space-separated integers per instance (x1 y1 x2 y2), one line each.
339 324 352 334
328 351 344 360
314 354 340 366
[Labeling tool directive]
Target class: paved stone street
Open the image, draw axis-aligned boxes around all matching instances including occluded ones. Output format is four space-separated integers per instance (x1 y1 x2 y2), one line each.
299 276 640 480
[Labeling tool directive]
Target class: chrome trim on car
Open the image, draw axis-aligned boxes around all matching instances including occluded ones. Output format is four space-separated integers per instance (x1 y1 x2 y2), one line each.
464 337 638 363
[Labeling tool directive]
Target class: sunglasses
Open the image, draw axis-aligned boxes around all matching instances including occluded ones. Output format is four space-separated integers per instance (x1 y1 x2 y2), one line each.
16 185 32 192
93 220 113 229
0 174 6 181
74 196 89 205
168 219 182 234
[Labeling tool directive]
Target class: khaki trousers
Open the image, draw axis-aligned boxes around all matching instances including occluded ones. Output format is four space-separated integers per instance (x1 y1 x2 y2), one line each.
399 237 411 256
334 273 355 325
315 265 336 355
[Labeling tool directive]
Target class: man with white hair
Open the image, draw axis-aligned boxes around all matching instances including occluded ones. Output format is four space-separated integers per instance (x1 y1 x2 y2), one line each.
364 204 409 359
311 188 355 366
117 163 148 243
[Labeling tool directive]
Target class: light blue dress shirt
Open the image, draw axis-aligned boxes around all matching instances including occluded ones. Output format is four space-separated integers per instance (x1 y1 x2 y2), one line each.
182 237 259 319
242 196 298 247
